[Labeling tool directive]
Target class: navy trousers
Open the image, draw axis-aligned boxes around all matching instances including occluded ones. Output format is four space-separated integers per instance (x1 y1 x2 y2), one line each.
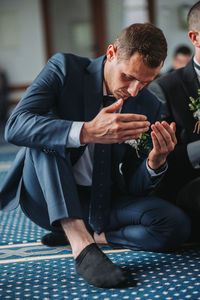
20 148 191 252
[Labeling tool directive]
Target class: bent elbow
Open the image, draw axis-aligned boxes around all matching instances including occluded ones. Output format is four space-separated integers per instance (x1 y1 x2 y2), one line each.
4 124 12 143
4 119 16 144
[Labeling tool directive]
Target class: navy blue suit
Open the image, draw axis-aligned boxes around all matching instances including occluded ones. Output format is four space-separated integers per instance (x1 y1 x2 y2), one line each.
0 53 190 251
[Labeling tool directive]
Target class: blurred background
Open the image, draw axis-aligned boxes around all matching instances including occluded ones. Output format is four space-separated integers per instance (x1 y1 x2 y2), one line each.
0 0 197 129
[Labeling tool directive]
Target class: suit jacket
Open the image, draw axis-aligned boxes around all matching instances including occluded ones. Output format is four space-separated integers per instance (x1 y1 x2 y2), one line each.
149 59 200 199
0 53 163 211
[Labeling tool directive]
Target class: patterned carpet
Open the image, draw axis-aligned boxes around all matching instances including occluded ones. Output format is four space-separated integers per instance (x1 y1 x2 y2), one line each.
0 139 200 299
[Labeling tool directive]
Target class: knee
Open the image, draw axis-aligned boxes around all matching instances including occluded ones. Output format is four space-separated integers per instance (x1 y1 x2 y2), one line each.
149 205 191 251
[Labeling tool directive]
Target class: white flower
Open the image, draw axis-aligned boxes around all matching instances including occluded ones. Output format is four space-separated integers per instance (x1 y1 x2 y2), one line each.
124 133 151 157
193 108 200 120
124 139 139 148
124 139 140 157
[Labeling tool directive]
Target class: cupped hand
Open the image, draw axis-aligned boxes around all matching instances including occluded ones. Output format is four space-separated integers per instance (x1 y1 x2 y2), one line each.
148 121 177 170
80 99 150 144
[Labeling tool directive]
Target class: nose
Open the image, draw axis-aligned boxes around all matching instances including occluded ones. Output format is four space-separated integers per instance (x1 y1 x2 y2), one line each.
127 81 143 97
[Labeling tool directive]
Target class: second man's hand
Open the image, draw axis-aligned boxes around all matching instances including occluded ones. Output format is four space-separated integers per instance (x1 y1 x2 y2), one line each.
148 121 177 170
80 99 150 144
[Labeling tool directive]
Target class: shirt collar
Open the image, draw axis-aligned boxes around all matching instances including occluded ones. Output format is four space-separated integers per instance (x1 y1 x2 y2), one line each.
103 81 114 97
193 56 200 76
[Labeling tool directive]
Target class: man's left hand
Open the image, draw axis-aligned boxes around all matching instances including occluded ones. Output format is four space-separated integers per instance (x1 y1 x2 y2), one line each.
148 121 177 170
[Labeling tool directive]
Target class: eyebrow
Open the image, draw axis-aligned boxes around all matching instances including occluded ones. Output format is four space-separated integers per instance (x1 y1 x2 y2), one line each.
122 73 150 84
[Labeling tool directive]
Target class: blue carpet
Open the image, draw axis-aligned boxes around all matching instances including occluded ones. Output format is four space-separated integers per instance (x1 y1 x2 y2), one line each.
0 207 48 245
1 143 200 299
0 247 200 299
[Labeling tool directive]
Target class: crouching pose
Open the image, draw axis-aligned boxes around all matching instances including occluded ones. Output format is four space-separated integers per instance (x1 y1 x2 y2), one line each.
0 23 190 288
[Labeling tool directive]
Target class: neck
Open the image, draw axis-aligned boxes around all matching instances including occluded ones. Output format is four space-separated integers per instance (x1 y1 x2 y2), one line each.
195 47 200 64
103 60 111 95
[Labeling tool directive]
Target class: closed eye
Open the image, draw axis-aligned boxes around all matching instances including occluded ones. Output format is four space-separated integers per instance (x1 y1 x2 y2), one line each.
121 73 149 85
121 73 134 81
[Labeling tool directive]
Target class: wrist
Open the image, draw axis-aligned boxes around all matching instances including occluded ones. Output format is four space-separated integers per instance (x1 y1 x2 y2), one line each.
147 160 167 174
80 122 92 144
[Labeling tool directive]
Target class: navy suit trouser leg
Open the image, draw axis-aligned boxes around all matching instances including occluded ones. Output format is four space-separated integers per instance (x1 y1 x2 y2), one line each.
20 148 191 252
105 195 191 251
20 148 86 232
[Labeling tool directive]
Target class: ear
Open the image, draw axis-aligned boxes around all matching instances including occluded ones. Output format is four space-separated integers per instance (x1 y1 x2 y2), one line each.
106 44 117 61
188 30 200 47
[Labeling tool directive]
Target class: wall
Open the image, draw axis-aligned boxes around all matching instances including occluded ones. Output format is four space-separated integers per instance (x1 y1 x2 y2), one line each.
105 0 149 45
155 0 197 73
0 0 46 108
0 0 197 107
105 0 123 45
49 0 94 58
0 0 45 85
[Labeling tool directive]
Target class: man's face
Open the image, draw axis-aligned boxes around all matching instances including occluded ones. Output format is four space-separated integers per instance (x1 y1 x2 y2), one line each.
173 53 191 70
104 45 163 100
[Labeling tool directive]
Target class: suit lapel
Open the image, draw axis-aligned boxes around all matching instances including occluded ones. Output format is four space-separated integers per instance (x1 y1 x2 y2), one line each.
172 59 200 139
182 59 200 99
83 56 106 121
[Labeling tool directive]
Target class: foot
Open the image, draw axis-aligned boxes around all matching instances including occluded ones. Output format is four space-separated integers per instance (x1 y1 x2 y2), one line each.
75 243 126 288
41 232 69 247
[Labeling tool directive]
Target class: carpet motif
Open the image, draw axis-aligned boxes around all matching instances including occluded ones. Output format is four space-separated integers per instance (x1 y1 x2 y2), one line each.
0 207 48 245
0 249 200 299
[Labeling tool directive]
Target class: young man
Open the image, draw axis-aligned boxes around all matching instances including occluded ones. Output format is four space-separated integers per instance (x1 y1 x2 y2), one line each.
149 2 200 242
167 45 192 72
0 23 190 288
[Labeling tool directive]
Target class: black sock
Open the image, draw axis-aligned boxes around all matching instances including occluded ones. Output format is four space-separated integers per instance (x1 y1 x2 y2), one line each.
75 243 126 288
41 232 69 247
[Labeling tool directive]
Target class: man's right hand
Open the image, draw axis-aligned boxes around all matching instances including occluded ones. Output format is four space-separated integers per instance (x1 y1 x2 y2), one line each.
80 99 150 144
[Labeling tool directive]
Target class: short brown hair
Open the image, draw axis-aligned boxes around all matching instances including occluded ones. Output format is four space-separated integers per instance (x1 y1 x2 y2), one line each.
113 23 167 68
187 1 200 31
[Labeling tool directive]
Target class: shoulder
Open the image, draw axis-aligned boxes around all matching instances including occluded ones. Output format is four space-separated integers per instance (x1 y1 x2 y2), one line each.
156 60 194 91
137 87 161 109
47 52 92 76
125 87 161 122
49 52 91 65
156 68 183 88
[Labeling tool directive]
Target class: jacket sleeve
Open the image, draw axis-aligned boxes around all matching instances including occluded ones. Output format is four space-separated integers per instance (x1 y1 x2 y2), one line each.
125 96 165 196
127 159 165 196
5 53 72 159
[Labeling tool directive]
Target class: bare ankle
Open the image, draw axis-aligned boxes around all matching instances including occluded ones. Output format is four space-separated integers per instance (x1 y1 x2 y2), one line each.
60 218 94 259
73 239 94 259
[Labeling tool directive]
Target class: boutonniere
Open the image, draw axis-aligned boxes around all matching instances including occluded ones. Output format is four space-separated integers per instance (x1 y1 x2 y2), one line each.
124 132 152 158
189 89 200 134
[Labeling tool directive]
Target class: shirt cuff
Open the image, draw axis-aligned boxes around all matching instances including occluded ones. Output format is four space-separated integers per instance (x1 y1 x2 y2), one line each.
146 159 168 177
67 121 85 148
187 140 200 169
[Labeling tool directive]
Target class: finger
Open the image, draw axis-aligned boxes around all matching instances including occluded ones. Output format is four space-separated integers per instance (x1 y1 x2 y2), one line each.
151 123 168 149
118 121 150 130
170 122 177 144
153 122 176 152
161 121 177 144
105 101 148 121
151 131 161 151
116 113 148 122
119 127 150 141
104 99 124 113
170 122 176 132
